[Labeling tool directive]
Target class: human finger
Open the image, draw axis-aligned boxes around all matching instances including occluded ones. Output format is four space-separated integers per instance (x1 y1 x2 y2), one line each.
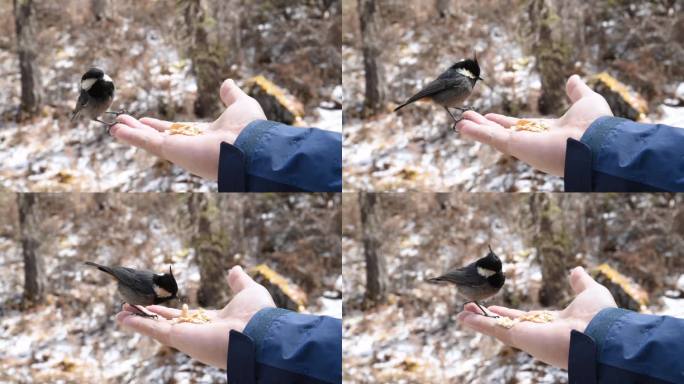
456 310 514 346
484 113 519 128
219 79 248 107
227 265 257 293
569 266 599 294
110 123 165 157
146 305 183 319
458 119 512 154
116 310 173 346
139 117 173 132
566 75 594 103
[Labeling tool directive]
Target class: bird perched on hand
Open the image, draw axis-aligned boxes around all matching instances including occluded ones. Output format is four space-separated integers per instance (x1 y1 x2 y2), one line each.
71 68 121 128
84 262 178 318
394 55 484 128
427 245 505 318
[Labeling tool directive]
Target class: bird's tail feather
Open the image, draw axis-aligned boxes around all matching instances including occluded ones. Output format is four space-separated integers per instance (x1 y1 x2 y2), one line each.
393 102 409 112
84 261 115 276
426 276 446 284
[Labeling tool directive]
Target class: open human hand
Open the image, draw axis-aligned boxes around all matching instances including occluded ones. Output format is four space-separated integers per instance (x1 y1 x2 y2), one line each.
456 75 613 176
456 266 617 369
115 265 276 369
109 79 266 180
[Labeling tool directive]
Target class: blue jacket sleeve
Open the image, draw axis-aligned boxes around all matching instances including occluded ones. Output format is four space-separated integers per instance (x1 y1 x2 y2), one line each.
564 116 684 192
226 308 342 384
217 120 342 192
568 308 684 384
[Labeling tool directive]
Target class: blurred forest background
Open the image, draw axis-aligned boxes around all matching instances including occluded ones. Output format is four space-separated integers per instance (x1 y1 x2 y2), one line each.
343 0 684 192
0 0 341 192
343 193 684 383
0 193 342 383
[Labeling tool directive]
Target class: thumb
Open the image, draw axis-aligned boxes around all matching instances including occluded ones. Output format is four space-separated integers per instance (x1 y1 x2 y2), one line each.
569 266 598 294
566 75 594 103
227 265 255 293
220 79 247 107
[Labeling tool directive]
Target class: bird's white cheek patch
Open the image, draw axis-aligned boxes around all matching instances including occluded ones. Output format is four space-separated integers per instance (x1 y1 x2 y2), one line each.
81 78 97 90
102 74 113 83
457 68 476 79
154 285 173 298
477 267 496 278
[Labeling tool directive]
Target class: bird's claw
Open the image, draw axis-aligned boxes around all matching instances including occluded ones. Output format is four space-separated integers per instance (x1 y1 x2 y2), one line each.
129 304 158 319
450 106 475 113
134 312 158 319
105 108 129 117
94 119 118 134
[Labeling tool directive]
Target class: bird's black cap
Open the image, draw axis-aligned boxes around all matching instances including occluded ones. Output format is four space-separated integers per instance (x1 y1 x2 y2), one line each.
476 244 502 272
450 55 483 81
82 67 106 81
153 265 179 297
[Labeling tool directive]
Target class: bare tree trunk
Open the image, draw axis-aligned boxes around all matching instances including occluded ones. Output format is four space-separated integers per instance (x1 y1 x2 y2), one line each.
189 194 243 308
436 0 451 18
216 0 242 69
529 194 573 306
13 0 42 117
178 0 240 118
90 0 109 21
18 193 44 305
183 0 221 118
358 0 385 115
527 0 572 115
360 192 387 305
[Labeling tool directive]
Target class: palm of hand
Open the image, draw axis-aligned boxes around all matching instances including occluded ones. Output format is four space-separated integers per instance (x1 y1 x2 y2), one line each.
210 90 266 142
457 267 618 370
556 89 613 137
111 79 266 180
116 266 276 370
150 92 266 180
217 283 276 326
164 283 275 369
457 75 613 176
511 89 613 175
508 282 617 369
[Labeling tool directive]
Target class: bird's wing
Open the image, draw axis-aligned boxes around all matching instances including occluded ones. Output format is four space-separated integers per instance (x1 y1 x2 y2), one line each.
405 78 460 104
428 267 487 287
112 267 154 292
71 92 89 121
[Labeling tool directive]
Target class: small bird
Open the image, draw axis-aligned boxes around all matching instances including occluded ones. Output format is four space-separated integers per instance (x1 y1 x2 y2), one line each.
394 55 484 127
427 245 505 318
85 262 178 318
71 68 121 128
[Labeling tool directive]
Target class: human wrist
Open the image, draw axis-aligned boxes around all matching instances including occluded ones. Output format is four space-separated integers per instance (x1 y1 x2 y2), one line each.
578 116 630 155
583 307 630 343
